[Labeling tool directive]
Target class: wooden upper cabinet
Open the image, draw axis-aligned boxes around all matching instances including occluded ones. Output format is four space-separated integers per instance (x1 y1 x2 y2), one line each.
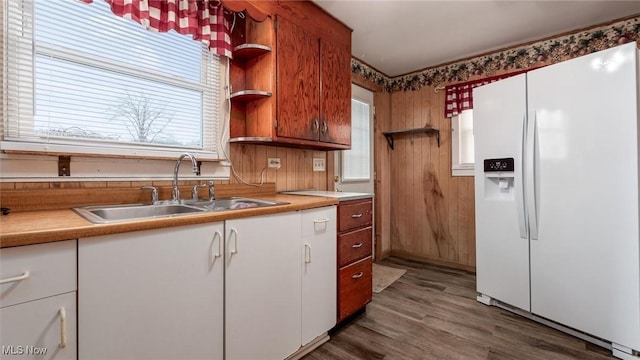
320 40 351 146
276 16 352 147
228 1 352 150
276 16 320 142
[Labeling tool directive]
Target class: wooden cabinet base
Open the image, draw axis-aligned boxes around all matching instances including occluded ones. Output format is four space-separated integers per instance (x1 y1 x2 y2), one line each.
337 257 373 322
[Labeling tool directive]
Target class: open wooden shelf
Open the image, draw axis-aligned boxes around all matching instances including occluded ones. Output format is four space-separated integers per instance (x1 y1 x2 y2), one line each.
382 127 440 149
232 44 272 61
229 90 272 102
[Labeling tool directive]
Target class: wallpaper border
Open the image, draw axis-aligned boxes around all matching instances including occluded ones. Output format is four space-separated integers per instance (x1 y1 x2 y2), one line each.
352 16 640 93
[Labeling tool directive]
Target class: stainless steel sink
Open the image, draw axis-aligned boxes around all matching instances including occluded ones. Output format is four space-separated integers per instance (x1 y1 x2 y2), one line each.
74 197 288 223
73 203 206 224
185 197 289 211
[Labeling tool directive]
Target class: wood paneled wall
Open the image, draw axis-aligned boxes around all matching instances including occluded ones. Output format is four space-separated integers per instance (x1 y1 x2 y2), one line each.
228 143 331 192
385 88 475 271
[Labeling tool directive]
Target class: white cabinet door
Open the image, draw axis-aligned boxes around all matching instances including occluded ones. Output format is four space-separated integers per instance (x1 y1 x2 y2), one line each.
225 212 302 360
0 292 77 360
301 206 337 345
79 223 224 360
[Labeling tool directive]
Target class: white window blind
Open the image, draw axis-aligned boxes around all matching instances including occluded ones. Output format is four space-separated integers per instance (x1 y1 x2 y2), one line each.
342 98 371 181
4 0 222 159
452 109 474 176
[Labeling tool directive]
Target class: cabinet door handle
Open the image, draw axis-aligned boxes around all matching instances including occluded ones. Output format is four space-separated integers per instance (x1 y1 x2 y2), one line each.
313 118 319 133
304 243 312 264
313 218 330 224
0 271 29 285
351 213 363 218
229 228 238 255
213 231 222 258
59 307 67 349
352 272 364 279
321 121 328 135
352 242 363 248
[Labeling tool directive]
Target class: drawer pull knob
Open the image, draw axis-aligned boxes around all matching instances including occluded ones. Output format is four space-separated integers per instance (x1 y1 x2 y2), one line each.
0 271 30 285
352 243 364 248
59 307 67 349
313 218 330 224
352 272 364 279
351 213 363 218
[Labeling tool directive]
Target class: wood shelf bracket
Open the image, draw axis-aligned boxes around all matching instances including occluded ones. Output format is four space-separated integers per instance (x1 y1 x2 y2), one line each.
382 127 440 150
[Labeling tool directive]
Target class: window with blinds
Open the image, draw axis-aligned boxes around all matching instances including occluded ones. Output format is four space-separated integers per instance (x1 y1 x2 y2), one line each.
452 109 475 176
3 0 222 159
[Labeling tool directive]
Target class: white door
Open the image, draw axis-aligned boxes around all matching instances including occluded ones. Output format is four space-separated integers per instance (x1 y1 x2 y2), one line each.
473 74 531 311
335 84 374 194
301 206 337 345
0 292 77 360
79 223 224 360
225 212 302 360
528 42 640 349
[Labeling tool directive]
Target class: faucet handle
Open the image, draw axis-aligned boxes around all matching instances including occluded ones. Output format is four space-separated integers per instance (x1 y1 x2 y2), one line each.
208 181 215 201
192 183 207 201
141 185 159 204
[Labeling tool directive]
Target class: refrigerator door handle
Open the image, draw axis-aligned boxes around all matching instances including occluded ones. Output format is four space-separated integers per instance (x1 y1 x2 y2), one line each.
516 113 528 239
526 110 539 240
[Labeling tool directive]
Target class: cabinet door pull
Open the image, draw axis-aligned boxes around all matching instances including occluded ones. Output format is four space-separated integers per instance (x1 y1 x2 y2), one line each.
351 213 363 218
230 228 238 255
321 121 328 135
352 242 363 248
304 243 312 264
59 307 67 349
213 231 222 258
0 271 29 285
352 272 364 279
313 218 330 224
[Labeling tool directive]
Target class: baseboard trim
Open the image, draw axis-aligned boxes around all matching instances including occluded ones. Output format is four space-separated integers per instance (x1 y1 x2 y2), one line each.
389 250 476 273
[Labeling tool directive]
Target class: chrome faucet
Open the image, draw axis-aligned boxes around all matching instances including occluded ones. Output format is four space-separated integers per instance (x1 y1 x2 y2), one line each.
172 153 200 202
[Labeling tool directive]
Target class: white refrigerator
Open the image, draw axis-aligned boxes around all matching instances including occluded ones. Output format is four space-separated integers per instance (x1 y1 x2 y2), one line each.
473 42 640 359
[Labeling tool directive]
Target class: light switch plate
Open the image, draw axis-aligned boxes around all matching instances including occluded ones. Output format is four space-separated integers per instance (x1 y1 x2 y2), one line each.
313 158 325 172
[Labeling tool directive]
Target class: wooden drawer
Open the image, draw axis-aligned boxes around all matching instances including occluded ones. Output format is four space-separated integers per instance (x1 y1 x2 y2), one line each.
338 226 372 268
338 199 372 232
338 257 372 322
0 240 77 308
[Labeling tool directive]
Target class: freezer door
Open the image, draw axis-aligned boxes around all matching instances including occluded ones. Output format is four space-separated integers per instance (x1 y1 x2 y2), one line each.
528 42 640 349
473 74 530 311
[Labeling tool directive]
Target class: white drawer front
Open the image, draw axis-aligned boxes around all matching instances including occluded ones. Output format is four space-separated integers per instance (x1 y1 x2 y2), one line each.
0 291 77 360
1 240 77 308
301 206 336 238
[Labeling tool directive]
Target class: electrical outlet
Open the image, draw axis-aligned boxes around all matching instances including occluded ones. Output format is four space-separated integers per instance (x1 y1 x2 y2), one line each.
268 158 281 169
313 158 325 172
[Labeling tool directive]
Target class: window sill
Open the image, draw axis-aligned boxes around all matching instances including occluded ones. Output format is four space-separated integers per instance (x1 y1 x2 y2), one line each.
452 167 474 177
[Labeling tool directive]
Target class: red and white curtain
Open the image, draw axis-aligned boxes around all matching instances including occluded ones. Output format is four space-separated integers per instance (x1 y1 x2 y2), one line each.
80 0 232 58
444 69 531 118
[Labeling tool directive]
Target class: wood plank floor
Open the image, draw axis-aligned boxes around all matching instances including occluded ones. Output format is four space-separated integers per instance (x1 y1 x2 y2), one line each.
304 257 614 360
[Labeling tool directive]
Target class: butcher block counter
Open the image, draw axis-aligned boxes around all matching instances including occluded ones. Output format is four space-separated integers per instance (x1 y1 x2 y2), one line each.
0 194 337 248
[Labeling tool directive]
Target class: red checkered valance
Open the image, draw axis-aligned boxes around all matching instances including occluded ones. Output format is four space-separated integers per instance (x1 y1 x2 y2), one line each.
444 69 531 118
80 0 232 58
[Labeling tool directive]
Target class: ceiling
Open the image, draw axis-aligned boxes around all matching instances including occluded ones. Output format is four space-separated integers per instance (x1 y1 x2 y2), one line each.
314 1 640 77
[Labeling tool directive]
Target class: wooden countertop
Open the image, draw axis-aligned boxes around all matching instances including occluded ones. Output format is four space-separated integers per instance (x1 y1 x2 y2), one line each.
0 195 338 248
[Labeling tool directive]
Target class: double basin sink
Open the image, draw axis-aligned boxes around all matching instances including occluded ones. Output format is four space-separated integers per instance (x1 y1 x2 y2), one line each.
74 197 289 224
